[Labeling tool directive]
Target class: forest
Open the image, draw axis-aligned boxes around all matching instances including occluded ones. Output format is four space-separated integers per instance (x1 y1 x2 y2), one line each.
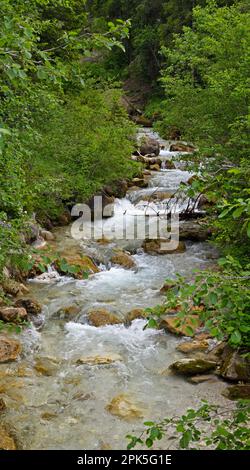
0 0 249 454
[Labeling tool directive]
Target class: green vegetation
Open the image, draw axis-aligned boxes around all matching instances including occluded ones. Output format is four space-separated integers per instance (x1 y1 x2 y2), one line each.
127 400 250 450
0 0 136 274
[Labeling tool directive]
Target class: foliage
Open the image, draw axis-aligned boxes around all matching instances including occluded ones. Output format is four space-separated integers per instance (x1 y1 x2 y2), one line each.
0 0 135 276
127 400 250 450
146 256 250 349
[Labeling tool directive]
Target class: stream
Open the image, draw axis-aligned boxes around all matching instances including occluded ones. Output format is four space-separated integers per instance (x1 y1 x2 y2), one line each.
0 129 229 450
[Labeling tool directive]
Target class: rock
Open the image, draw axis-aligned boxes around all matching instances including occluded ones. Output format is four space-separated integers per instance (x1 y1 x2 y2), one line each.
220 346 250 382
149 164 161 172
111 251 136 269
134 115 153 127
34 357 60 376
56 209 72 226
104 180 128 199
160 315 202 336
32 236 47 250
54 304 81 319
177 340 209 354
2 279 29 297
23 220 40 244
0 426 16 450
162 160 176 170
222 384 250 400
169 358 217 376
142 239 186 255
56 254 99 278
179 221 212 242
0 398 6 412
170 142 195 153
0 307 27 323
15 299 42 316
0 336 21 363
88 309 122 327
126 308 146 323
88 191 115 219
40 229 55 241
140 138 160 157
130 178 148 188
106 394 143 420
160 282 176 295
188 374 219 384
76 354 122 366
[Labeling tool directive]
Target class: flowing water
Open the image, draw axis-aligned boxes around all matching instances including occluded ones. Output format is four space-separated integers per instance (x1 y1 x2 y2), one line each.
0 129 228 450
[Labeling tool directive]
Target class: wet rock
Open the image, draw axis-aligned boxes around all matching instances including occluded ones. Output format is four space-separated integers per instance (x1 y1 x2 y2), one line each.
160 315 202 336
0 336 22 363
130 178 148 188
76 354 122 366
2 279 29 297
143 239 186 255
88 309 122 327
54 304 81 319
220 346 250 382
177 340 209 354
140 138 160 157
34 357 60 377
162 160 176 170
56 254 99 278
32 236 47 250
15 299 42 316
179 221 212 242
40 229 55 241
126 308 146 323
160 282 176 295
149 163 161 172
106 394 144 420
222 384 250 400
0 398 6 412
111 251 136 270
0 426 16 450
188 374 219 384
0 307 27 323
169 358 217 376
73 392 95 401
134 115 153 127
170 142 195 153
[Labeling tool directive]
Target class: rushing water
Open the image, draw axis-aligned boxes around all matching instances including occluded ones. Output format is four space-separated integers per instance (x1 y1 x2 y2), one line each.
0 129 228 450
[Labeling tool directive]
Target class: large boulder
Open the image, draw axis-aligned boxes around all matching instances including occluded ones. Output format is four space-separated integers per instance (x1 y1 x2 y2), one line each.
220 346 250 382
177 339 209 354
106 394 144 420
15 299 42 316
0 336 21 363
0 307 27 323
170 142 195 153
55 254 99 279
179 221 212 242
160 315 202 337
126 308 147 323
140 138 160 157
88 308 122 327
169 358 217 376
111 251 136 270
143 239 186 255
